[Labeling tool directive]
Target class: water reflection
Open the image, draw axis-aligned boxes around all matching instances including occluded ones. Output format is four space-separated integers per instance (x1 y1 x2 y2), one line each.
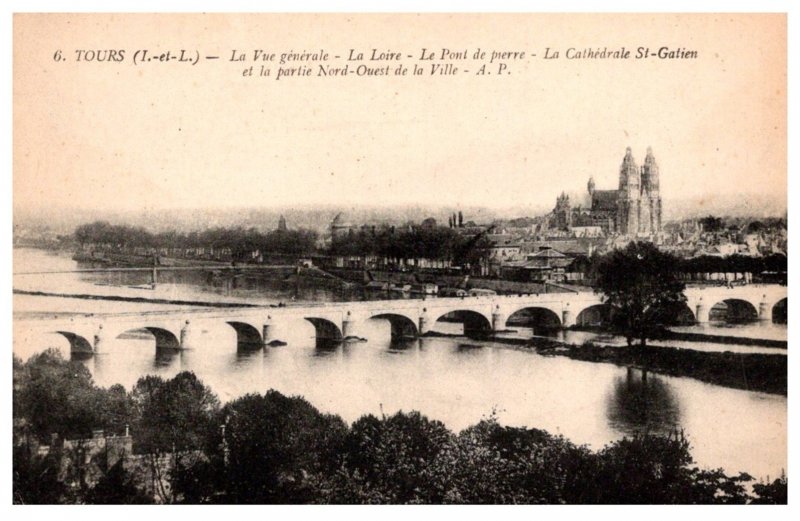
607 368 680 437
154 347 180 368
235 345 264 362
314 339 343 356
387 337 419 353
456 342 485 353
40 325 785 479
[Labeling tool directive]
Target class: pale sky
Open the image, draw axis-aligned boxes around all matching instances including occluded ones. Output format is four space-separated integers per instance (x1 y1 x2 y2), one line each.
13 13 786 213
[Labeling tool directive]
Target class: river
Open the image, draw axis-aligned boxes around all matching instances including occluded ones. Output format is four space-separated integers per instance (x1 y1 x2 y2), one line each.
12 248 787 480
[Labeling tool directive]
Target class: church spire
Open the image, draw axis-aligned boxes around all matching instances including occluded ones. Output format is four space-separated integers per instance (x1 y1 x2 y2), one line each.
619 146 639 196
642 146 659 193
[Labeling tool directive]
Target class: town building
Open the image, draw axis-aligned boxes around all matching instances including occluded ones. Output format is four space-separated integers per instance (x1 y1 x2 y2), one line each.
500 246 577 283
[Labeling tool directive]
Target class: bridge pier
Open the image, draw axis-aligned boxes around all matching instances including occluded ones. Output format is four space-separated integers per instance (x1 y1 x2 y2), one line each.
562 306 575 328
492 305 506 333
262 316 273 346
179 320 197 350
695 300 710 323
758 298 772 321
342 311 355 339
93 324 108 354
419 308 431 335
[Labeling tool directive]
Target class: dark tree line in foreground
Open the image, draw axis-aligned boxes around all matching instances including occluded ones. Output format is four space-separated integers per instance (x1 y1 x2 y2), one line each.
13 350 786 504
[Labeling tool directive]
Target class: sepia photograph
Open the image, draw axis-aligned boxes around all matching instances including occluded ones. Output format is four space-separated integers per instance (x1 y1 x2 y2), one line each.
8 7 791 507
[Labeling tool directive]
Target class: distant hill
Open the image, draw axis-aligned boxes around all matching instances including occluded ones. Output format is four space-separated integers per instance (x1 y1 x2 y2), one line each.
13 204 529 235
664 193 786 221
13 193 785 236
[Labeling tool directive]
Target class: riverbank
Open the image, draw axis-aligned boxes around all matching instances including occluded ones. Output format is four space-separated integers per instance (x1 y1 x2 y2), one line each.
72 250 555 294
13 289 259 308
327 267 563 295
570 325 787 349
656 329 787 349
419 329 787 395
500 336 787 396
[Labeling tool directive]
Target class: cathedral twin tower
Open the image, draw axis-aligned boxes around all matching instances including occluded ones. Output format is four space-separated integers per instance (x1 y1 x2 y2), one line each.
553 146 663 236
613 146 662 235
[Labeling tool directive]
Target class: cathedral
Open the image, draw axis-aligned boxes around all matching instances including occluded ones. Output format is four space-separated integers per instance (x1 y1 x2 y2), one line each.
550 147 663 236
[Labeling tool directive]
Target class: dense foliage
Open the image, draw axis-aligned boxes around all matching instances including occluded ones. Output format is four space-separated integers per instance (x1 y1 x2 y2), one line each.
328 224 492 264
13 350 132 441
592 242 687 346
74 221 318 257
678 253 787 275
130 372 219 454
12 353 786 504
698 215 724 232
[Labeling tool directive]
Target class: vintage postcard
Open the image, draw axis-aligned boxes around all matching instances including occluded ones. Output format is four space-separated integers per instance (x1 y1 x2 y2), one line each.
11 12 788 505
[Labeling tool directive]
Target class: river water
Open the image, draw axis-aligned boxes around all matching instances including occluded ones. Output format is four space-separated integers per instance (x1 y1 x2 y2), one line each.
12 248 787 480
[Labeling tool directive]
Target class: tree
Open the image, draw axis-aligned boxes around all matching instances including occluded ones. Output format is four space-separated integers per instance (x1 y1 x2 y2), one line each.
14 349 131 442
208 391 348 504
592 242 687 346
751 473 788 504
331 411 453 503
746 220 764 234
130 372 220 503
130 372 219 454
85 459 153 504
424 417 597 504
13 444 67 504
698 215 723 233
590 432 750 504
170 458 220 504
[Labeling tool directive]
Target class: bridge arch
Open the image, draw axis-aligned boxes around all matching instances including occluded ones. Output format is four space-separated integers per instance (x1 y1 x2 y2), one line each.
433 309 492 337
772 298 787 324
55 331 93 354
226 321 264 350
505 306 562 329
574 304 613 327
709 298 759 323
118 327 181 350
304 317 343 343
370 313 418 340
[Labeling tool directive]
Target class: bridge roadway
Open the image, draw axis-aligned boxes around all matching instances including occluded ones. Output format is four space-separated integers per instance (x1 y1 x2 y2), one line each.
16 284 787 354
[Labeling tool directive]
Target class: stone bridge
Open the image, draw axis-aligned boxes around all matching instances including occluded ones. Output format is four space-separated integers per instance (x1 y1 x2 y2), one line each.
19 285 787 355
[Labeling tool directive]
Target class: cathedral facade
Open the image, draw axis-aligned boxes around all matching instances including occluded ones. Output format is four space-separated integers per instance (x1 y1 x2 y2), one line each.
550 147 663 236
